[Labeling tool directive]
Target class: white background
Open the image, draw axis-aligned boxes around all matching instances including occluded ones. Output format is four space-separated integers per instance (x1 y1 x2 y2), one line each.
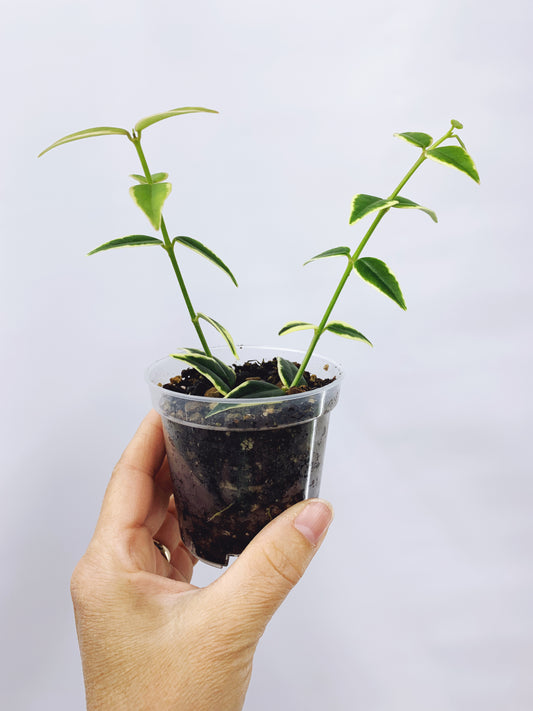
1 1 532 708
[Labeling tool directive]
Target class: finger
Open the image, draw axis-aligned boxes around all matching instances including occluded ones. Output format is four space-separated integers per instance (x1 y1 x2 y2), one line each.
154 455 174 494
169 543 197 583
155 497 198 581
142 457 174 536
153 505 181 555
131 528 196 585
96 410 167 535
207 498 333 640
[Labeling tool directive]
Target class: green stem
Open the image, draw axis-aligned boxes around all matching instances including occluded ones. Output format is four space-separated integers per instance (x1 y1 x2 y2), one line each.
290 126 455 387
130 135 212 356
161 218 212 356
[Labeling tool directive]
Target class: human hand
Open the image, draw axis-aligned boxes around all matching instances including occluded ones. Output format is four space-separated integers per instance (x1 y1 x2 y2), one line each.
71 410 333 711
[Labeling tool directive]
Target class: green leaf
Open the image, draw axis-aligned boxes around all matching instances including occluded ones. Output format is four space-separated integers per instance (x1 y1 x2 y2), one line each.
451 119 463 129
277 357 307 388
225 380 284 399
130 172 169 184
354 257 406 310
349 194 398 225
325 321 373 346
174 349 236 384
172 236 238 287
393 195 438 223
129 183 172 230
38 126 131 157
134 107 218 133
197 313 238 358
426 145 480 183
304 246 351 265
278 321 317 336
205 380 284 417
201 353 237 389
393 132 433 149
178 348 237 386
88 234 164 255
170 351 235 395
150 172 169 183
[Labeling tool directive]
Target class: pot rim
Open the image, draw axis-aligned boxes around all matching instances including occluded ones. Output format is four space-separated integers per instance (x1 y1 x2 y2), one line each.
145 344 343 404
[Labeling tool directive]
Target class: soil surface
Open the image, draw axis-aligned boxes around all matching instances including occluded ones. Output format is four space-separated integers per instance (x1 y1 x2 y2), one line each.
162 357 334 397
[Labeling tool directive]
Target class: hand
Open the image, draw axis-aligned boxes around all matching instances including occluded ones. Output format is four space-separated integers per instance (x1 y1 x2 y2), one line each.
71 410 333 711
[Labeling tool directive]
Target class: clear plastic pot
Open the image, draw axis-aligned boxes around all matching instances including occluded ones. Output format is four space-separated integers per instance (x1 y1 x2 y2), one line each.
146 346 342 566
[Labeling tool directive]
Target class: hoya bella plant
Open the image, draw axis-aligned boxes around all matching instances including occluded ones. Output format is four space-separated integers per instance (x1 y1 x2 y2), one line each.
40 109 478 396
40 109 479 565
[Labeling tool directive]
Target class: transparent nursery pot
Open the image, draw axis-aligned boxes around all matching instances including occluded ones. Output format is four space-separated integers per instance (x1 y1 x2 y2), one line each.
146 346 342 567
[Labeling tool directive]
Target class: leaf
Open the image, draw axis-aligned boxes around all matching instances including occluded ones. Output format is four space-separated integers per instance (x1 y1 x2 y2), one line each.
150 172 169 183
88 234 164 255
393 132 433 149
130 172 169 184
197 313 238 357
325 321 373 346
278 321 317 336
393 195 438 223
205 380 284 418
426 145 480 183
172 236 238 287
134 107 218 133
225 380 284 399
349 194 398 225
129 183 172 230
130 174 148 184
174 349 236 386
451 119 463 129
354 257 407 310
277 357 307 388
38 126 131 157
202 353 237 389
304 246 351 265
170 352 235 395
178 347 238 385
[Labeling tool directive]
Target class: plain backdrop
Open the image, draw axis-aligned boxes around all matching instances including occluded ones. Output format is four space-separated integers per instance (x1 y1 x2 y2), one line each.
1 1 532 709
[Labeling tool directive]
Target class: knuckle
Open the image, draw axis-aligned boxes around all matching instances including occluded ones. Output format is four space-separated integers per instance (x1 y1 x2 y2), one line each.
260 540 305 588
70 552 108 608
70 558 88 600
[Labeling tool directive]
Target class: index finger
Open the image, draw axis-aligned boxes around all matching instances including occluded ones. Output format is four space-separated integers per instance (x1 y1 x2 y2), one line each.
95 410 167 535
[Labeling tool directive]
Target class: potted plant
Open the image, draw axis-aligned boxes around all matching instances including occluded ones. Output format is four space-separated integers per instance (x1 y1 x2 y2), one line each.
40 109 479 565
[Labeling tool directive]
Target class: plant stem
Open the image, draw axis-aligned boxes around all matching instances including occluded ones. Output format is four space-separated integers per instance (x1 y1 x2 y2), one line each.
160 217 212 355
289 126 455 387
131 136 212 356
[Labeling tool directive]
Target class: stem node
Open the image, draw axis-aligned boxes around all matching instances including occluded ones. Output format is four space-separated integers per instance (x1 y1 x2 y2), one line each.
133 138 212 357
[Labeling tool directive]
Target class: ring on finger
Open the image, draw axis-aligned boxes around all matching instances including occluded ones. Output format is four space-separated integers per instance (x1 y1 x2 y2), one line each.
153 539 171 562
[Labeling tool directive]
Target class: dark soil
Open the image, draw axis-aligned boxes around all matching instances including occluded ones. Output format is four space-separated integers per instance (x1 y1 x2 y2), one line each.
162 358 334 397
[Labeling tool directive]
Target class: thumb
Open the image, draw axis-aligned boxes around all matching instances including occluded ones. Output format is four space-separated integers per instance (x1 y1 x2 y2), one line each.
208 498 333 639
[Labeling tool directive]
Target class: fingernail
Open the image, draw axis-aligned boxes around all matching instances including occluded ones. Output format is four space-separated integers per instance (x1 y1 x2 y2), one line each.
293 500 333 545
